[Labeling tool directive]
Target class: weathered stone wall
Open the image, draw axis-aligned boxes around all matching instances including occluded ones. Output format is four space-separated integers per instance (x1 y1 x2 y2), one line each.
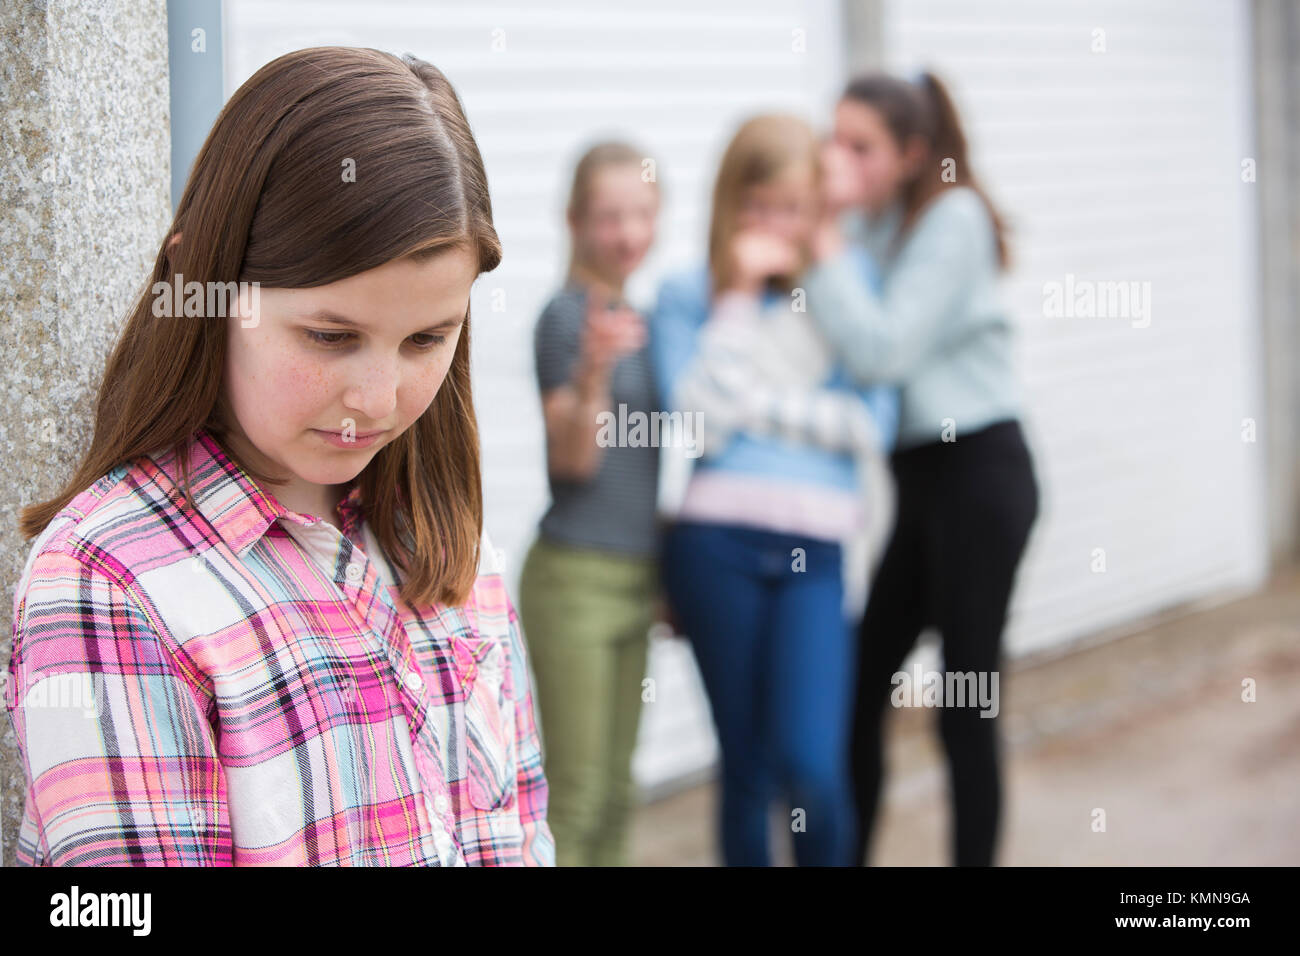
0 0 171 865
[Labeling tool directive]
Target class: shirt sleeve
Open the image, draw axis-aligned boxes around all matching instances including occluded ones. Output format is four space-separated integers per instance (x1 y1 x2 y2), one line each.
649 272 708 412
758 388 884 455
476 533 554 866
533 291 586 394
503 593 556 866
672 292 886 458
666 292 759 458
859 384 901 454
6 547 230 866
802 189 996 384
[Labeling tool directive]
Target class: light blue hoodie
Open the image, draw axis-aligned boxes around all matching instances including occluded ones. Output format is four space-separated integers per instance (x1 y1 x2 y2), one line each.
802 186 1024 450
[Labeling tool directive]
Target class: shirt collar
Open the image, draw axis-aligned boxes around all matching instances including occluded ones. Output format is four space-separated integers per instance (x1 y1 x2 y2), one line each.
153 427 366 557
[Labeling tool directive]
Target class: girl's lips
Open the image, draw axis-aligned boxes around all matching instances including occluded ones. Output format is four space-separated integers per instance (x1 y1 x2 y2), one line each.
312 428 387 449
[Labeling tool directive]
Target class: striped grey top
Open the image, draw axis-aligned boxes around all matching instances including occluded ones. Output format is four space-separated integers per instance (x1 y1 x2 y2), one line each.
533 283 661 557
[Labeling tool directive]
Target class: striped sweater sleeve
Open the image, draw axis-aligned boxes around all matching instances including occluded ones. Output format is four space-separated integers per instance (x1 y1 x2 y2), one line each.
670 291 883 458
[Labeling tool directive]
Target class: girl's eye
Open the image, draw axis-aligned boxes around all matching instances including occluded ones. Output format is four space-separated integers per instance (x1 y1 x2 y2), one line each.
305 329 352 347
304 329 448 350
408 332 447 350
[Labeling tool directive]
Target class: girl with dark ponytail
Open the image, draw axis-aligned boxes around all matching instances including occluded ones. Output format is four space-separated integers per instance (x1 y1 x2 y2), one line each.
803 70 1040 866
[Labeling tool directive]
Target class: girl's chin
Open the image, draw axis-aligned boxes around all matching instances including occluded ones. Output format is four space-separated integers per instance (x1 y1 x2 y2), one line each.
600 258 639 279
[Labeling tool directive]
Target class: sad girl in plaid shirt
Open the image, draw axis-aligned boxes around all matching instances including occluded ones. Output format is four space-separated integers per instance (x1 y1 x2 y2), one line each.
5 47 555 867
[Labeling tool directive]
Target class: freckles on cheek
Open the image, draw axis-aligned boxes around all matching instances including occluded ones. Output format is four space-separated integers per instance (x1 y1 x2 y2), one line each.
427 353 457 388
407 357 453 417
275 353 338 417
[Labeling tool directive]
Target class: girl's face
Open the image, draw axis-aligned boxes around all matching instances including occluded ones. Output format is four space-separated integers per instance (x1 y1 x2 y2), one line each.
571 163 660 283
736 160 819 248
222 246 478 516
832 98 918 215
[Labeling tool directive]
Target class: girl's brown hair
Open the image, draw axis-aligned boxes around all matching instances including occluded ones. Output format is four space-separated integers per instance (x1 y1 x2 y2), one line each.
707 113 821 295
19 47 499 608
843 70 1009 269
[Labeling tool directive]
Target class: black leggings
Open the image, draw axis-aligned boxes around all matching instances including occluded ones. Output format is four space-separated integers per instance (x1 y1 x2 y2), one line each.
852 418 1039 866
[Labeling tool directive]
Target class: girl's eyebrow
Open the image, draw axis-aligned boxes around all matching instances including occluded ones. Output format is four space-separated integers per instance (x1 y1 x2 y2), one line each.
300 307 467 333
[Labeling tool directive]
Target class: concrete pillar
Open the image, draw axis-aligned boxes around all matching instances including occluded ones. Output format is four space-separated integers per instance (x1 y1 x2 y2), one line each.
0 0 171 865
1254 0 1300 566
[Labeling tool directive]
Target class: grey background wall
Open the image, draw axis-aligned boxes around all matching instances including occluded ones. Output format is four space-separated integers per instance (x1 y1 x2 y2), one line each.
167 0 224 214
0 0 172 867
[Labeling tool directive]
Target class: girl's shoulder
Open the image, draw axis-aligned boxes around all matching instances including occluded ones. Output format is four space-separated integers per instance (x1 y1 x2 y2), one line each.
15 431 250 618
663 262 711 297
535 283 588 336
652 263 712 320
11 456 162 637
459 529 527 687
898 187 997 269
19 461 142 571
916 186 993 237
475 528 506 577
542 281 587 315
452 529 510 626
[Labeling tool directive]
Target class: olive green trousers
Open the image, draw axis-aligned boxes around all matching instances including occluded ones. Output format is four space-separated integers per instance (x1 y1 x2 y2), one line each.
518 535 657 867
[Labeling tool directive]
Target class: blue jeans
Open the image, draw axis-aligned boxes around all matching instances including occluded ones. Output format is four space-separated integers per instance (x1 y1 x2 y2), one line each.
661 521 857 866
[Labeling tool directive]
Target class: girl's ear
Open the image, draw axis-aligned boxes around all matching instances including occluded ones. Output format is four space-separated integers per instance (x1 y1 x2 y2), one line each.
164 232 183 267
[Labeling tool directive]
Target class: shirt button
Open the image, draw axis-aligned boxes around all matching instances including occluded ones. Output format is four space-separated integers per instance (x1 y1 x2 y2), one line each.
434 793 450 815
402 670 423 692
345 561 365 584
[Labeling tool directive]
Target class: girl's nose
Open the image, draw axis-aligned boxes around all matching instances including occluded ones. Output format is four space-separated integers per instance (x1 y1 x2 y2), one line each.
344 359 400 421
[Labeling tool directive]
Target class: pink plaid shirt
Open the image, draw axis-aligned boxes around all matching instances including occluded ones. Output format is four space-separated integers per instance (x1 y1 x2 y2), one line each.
5 427 555 866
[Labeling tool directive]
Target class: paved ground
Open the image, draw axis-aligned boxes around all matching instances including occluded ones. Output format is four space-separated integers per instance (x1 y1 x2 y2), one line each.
628 566 1300 866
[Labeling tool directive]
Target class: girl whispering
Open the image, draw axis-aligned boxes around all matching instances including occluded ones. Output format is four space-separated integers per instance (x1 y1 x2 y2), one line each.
807 71 1040 867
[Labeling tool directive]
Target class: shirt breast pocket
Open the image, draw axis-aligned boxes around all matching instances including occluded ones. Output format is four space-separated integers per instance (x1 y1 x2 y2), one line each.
459 634 518 811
